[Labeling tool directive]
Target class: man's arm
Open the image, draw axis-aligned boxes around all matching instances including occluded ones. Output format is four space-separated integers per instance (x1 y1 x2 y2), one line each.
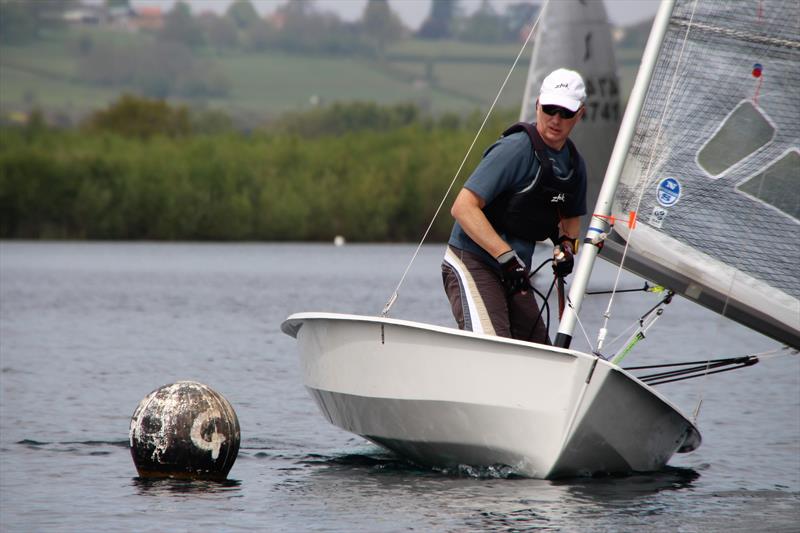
450 188 511 258
559 216 581 240
552 215 581 278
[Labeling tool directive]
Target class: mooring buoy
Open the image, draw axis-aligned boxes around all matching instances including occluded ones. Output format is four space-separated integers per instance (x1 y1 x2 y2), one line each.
129 381 240 480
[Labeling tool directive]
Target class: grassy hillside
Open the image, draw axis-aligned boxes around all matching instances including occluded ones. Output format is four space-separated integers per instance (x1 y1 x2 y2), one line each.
0 26 645 126
0 29 530 124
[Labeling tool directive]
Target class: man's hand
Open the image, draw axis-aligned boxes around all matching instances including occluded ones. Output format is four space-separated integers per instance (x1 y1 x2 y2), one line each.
496 250 531 295
553 238 576 278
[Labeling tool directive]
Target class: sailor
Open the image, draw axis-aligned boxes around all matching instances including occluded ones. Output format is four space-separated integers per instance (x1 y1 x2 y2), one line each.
442 68 588 343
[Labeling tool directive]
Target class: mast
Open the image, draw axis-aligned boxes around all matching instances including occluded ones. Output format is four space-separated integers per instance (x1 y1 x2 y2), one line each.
554 0 676 349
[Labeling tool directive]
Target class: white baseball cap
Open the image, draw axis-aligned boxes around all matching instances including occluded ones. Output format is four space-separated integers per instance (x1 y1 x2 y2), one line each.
539 69 586 112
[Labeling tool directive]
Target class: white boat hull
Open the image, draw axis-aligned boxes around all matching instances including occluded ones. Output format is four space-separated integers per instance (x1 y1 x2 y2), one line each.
282 312 701 479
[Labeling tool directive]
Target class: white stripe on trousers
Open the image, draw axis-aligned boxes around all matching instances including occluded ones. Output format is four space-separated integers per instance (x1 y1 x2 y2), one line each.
443 247 496 336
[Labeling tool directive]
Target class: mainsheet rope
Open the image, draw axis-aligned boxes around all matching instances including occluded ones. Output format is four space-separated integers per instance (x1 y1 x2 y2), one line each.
381 1 550 317
626 346 797 386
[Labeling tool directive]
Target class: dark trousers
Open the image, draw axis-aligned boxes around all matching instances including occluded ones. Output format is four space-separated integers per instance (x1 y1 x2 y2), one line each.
441 246 551 344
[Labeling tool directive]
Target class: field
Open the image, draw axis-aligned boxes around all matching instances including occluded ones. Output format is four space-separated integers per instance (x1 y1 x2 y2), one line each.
0 28 643 125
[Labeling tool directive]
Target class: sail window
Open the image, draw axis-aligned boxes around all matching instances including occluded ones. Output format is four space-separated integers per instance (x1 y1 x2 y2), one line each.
737 150 800 221
697 101 775 177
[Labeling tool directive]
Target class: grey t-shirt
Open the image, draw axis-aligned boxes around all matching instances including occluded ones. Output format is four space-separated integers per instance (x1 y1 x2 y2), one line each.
448 129 587 270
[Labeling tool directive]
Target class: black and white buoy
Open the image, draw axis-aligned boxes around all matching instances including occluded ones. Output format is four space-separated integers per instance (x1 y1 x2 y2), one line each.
129 381 240 480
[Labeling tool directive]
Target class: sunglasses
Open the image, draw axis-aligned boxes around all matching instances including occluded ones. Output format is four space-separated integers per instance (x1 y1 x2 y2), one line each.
541 105 579 119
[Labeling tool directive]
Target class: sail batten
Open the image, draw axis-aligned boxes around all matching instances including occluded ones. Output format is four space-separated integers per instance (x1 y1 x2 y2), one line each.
670 19 800 49
603 0 799 348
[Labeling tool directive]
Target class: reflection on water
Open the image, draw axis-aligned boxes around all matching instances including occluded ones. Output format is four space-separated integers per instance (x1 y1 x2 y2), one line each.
552 466 701 500
133 477 242 497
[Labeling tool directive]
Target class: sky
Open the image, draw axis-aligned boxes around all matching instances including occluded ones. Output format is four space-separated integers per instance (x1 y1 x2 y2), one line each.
128 0 661 28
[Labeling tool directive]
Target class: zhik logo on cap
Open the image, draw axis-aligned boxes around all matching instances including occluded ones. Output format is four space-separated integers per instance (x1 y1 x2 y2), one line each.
539 69 586 112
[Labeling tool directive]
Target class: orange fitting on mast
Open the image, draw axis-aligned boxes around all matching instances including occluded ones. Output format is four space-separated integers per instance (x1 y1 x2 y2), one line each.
592 214 616 226
592 211 636 229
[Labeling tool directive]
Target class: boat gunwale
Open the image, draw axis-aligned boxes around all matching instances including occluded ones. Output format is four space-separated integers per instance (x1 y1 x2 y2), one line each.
282 311 582 357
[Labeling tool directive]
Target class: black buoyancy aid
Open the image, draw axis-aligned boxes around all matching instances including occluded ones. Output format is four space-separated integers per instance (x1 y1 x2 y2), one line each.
483 122 583 242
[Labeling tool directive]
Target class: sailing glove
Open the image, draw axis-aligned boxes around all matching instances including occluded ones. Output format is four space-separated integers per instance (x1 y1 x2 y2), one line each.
553 237 576 278
497 250 531 295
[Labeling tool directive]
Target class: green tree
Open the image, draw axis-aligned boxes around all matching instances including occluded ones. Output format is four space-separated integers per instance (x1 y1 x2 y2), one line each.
84 94 191 138
504 2 540 41
226 0 260 30
272 0 365 55
280 0 315 18
159 1 204 48
360 0 405 55
418 0 459 39
198 12 239 49
460 0 505 44
274 101 420 138
244 20 276 51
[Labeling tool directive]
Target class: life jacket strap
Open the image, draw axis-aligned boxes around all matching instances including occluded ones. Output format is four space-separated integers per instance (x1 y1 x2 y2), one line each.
501 122 579 184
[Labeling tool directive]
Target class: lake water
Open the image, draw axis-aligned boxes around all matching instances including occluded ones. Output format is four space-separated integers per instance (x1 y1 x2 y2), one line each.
1 242 798 532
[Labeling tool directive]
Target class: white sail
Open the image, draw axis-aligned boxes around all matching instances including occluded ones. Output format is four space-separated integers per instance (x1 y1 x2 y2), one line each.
599 0 800 348
520 0 621 231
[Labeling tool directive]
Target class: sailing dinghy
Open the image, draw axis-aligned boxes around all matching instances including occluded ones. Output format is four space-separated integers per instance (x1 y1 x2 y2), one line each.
282 0 799 478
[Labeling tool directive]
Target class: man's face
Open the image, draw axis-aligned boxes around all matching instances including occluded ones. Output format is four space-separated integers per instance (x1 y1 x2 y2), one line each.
535 101 584 149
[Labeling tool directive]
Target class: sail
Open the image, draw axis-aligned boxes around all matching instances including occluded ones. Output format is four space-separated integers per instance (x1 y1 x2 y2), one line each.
521 0 621 232
603 0 800 348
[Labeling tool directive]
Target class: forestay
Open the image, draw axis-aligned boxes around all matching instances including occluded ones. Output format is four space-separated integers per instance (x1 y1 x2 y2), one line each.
601 0 799 348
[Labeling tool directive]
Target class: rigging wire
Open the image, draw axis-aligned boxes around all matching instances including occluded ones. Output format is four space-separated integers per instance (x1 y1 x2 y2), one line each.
564 295 597 353
581 283 667 355
601 289 674 357
380 2 550 317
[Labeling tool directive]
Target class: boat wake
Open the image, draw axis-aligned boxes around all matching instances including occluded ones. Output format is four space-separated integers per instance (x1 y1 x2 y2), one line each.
296 445 534 479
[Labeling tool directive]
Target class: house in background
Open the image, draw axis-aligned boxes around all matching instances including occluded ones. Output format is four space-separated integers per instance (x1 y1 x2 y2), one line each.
62 4 106 25
131 6 163 31
58 3 163 33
